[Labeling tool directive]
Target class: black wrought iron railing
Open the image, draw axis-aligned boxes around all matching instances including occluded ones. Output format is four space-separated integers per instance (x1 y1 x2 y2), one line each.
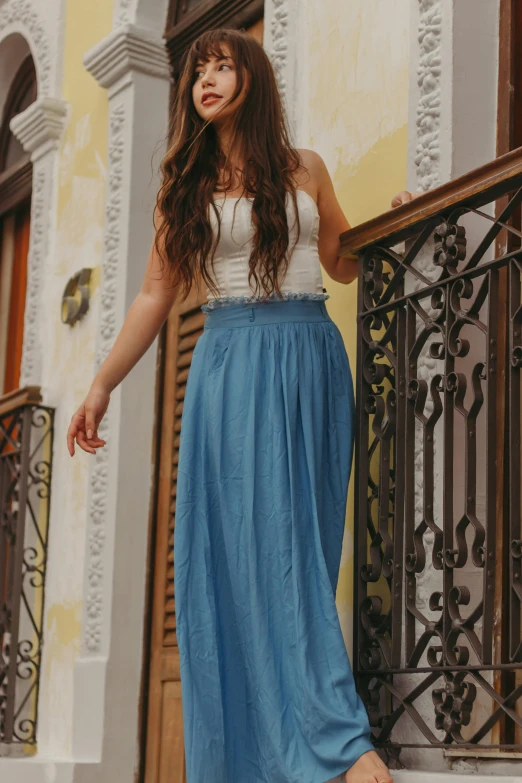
340 147 522 759
0 387 54 749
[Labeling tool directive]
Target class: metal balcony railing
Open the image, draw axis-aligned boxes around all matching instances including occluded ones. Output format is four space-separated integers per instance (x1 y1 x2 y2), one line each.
0 387 54 750
341 147 522 760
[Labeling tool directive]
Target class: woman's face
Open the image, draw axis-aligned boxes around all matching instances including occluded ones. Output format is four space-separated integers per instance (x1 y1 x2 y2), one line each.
192 46 247 125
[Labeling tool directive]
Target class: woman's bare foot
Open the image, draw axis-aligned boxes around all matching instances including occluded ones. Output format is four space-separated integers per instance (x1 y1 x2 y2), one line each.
344 750 392 783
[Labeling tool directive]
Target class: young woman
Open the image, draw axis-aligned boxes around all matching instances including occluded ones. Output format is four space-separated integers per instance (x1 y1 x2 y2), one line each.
67 28 419 783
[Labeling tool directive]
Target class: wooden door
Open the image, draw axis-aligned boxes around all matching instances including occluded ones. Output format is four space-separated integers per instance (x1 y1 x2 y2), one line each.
0 200 30 616
143 284 206 783
1 201 30 394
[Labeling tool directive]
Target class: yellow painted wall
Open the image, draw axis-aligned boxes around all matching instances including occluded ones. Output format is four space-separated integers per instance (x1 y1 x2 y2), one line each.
37 0 113 756
298 0 410 651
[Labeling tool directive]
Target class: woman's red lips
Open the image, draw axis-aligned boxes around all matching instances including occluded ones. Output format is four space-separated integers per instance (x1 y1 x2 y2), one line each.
202 92 222 105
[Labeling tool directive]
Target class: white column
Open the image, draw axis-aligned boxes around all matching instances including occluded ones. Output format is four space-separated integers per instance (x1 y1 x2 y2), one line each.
10 97 68 386
67 23 170 782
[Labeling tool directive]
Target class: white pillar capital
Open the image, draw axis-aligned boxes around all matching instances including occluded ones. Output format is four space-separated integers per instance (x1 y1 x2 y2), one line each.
83 23 170 97
10 97 68 162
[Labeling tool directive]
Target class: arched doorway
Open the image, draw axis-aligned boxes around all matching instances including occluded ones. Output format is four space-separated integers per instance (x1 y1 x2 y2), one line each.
141 6 264 782
0 45 37 750
0 52 36 395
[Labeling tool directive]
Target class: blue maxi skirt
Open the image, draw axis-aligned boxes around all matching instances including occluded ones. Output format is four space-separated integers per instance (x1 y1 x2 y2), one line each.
174 298 374 783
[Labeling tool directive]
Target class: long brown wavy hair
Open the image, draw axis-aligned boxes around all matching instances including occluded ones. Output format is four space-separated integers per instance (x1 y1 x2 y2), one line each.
154 28 306 302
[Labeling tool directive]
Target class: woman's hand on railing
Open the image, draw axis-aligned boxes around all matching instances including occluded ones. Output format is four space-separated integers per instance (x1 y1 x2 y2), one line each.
67 383 109 456
390 189 424 208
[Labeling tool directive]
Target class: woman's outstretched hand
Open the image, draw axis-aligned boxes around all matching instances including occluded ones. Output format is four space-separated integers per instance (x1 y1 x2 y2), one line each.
67 383 110 456
390 189 423 208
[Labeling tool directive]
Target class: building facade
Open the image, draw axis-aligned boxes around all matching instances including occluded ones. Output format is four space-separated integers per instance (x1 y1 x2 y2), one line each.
0 0 519 781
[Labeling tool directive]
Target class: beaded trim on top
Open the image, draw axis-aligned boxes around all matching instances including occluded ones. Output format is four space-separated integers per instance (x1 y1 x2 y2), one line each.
201 291 330 313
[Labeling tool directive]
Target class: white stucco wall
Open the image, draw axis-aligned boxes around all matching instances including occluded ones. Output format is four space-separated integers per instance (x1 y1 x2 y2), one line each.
266 0 411 658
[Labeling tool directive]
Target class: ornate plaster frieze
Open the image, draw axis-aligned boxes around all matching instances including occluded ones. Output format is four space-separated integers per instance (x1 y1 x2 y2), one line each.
81 98 124 655
115 0 135 27
409 1 444 619
268 0 290 101
0 0 52 95
415 0 442 192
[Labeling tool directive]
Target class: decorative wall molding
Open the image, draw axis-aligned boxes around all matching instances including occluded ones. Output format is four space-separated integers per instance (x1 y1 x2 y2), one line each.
83 22 170 93
267 0 290 101
0 0 52 95
10 96 67 160
18 165 46 385
264 0 299 141
82 101 125 655
415 0 443 191
9 96 67 386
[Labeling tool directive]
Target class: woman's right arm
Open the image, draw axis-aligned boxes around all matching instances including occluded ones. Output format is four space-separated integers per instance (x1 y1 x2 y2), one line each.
67 209 178 456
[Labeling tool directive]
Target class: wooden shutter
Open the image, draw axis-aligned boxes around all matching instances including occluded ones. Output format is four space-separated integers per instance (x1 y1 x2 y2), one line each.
143 284 206 783
3 201 30 394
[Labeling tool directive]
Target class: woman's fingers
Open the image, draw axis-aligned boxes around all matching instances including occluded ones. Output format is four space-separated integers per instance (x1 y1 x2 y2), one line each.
67 420 78 456
391 189 424 208
391 190 407 208
68 418 106 456
75 431 94 455
67 411 86 456
67 395 109 457
391 189 412 208
76 430 106 455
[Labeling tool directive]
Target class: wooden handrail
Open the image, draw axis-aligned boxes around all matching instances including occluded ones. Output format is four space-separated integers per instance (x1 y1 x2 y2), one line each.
0 386 42 416
339 145 522 256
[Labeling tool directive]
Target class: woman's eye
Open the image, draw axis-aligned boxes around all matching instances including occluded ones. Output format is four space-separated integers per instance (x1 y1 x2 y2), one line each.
194 63 232 80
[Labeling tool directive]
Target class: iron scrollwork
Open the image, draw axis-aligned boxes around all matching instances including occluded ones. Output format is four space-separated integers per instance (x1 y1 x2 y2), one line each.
355 181 522 756
0 393 54 746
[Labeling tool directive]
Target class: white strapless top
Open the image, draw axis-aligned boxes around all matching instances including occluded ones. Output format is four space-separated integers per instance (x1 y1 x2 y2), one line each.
203 189 326 308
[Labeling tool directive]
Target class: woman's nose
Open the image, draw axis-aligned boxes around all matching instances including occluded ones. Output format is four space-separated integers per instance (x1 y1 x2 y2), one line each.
201 72 216 89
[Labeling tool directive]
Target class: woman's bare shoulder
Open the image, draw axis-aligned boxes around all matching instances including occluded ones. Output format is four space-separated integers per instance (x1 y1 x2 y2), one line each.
293 148 329 190
296 147 324 167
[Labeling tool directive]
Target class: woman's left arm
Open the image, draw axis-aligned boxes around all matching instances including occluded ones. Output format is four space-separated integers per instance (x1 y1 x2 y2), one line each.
304 150 357 284
303 149 423 285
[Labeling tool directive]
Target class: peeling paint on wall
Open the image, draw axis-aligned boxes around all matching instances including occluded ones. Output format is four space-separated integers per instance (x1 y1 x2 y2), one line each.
293 0 410 654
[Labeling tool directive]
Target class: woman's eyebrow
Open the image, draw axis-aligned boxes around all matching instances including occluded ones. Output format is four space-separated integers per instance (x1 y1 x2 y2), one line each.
194 56 229 70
